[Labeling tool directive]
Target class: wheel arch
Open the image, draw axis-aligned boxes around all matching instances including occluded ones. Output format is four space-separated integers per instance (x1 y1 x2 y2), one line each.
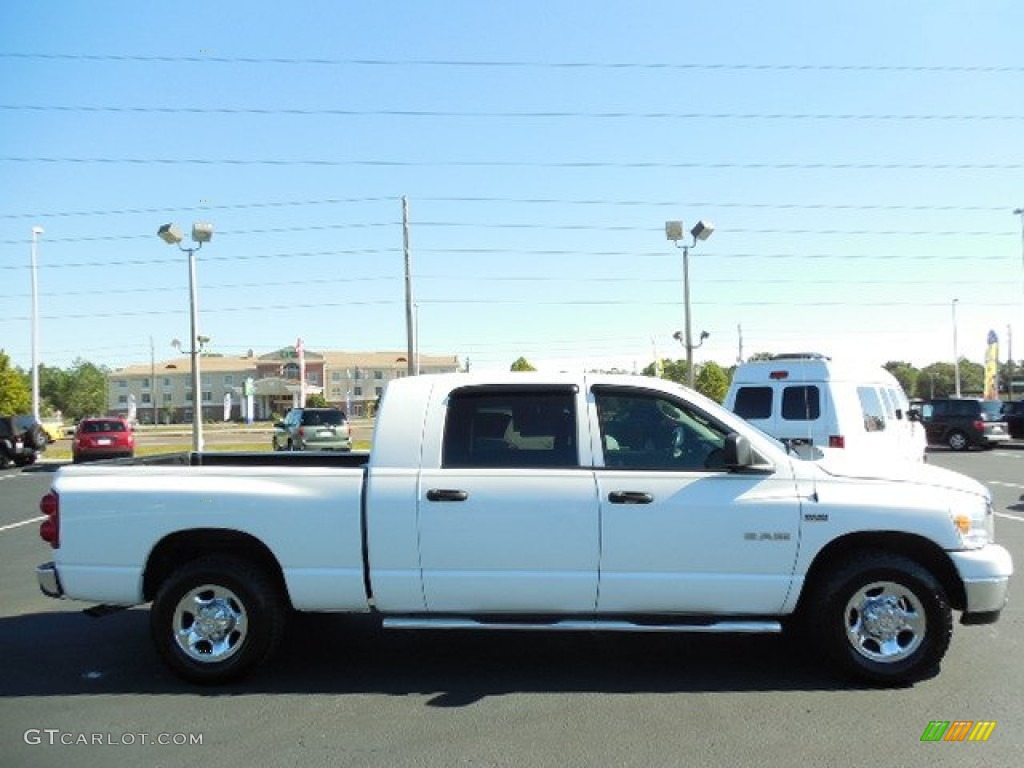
143 528 291 606
797 531 966 613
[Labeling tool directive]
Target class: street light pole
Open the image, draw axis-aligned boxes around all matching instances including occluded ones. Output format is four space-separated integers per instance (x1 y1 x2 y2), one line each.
952 298 961 398
666 219 715 388
29 226 44 421
158 222 213 453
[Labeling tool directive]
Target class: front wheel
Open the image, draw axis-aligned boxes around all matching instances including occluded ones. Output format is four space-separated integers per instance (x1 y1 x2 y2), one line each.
806 551 952 685
151 556 287 684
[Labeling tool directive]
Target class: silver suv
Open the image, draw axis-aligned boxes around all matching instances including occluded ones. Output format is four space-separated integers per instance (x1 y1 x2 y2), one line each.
272 408 352 452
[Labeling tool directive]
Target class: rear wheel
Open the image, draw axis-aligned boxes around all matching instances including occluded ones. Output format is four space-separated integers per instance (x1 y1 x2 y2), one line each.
806 551 951 685
946 431 969 451
151 556 287 684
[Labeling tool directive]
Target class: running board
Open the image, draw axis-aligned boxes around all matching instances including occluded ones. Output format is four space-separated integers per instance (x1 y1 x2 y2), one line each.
382 617 782 634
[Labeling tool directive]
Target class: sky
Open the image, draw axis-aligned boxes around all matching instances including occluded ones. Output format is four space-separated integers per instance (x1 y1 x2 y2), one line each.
1 1 1022 376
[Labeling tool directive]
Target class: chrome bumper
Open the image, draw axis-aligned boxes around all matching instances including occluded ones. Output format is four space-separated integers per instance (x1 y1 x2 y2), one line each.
36 561 64 599
949 545 1012 619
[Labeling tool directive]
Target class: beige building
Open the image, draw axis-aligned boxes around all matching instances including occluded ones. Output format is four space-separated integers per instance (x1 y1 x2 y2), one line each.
107 346 460 423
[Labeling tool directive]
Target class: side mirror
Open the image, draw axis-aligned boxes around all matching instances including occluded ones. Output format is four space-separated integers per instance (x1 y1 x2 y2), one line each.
907 408 921 423
723 433 754 469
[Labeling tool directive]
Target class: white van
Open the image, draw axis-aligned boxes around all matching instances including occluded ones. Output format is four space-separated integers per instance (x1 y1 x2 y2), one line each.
724 353 926 462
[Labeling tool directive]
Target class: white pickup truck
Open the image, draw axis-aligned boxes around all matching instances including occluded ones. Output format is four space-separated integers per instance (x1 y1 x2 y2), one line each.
36 373 1012 686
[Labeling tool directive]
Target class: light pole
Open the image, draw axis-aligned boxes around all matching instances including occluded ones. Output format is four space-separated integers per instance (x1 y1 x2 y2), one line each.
158 222 213 452
952 298 961 398
666 219 715 388
29 226 44 421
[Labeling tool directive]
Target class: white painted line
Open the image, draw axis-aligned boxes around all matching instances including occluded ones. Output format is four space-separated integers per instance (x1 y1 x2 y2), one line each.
0 515 45 533
995 512 1024 523
990 481 1024 490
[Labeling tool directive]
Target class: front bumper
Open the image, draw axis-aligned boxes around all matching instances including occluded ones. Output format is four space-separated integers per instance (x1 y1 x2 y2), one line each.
949 544 1013 622
36 561 64 599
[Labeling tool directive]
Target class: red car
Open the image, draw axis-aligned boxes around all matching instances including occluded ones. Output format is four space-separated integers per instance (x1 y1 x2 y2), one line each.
72 417 135 463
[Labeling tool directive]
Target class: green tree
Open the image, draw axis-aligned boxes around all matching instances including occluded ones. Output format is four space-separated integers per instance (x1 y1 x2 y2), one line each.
0 350 31 413
883 361 918 397
915 363 955 399
39 364 72 417
305 392 329 408
641 358 690 384
510 356 537 372
63 358 109 420
694 361 730 403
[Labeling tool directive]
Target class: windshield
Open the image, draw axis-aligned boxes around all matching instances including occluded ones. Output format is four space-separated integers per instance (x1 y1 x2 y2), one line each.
980 401 1005 421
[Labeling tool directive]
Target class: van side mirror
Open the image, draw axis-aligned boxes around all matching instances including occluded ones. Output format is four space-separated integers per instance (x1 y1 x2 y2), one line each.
907 408 921 423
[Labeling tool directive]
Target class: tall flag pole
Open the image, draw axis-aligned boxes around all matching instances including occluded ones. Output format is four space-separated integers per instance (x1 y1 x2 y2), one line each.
297 337 307 407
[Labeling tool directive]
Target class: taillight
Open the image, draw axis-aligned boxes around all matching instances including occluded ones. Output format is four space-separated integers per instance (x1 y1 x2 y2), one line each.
298 427 305 437
39 490 59 549
829 435 845 449
973 420 985 432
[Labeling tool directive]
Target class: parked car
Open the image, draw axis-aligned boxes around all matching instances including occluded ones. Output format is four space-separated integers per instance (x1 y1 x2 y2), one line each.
40 419 66 443
1002 400 1024 439
919 398 1010 451
724 353 925 461
272 407 352 451
0 415 47 468
72 417 135 462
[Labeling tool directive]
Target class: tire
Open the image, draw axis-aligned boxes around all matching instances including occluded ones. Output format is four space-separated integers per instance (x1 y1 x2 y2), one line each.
24 425 47 451
14 454 36 467
805 551 952 685
150 556 287 684
946 430 969 451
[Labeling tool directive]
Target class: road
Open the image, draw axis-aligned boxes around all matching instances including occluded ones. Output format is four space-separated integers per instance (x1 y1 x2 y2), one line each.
0 446 1022 768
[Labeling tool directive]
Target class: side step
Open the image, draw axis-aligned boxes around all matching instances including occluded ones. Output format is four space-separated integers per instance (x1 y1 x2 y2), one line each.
383 617 782 634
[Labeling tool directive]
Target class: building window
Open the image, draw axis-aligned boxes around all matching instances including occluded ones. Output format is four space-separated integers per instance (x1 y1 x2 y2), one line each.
185 390 194 403
374 370 383 380
118 395 128 404
224 375 234 386
162 393 173 404
330 386 343 397
375 387 383 396
203 391 213 402
117 380 128 389
141 378 151 389
354 387 363 396
163 377 172 388
141 393 152 404
308 372 321 385
331 371 343 382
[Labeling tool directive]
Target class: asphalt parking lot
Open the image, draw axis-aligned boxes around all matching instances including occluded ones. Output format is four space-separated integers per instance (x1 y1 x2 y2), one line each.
1 445 1021 768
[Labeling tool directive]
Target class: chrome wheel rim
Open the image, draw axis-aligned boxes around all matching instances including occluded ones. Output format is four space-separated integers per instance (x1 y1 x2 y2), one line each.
948 433 967 450
172 584 248 663
843 580 925 663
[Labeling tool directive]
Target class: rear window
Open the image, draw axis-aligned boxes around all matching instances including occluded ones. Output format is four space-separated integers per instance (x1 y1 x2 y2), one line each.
781 386 820 421
301 410 346 426
733 387 773 419
857 387 887 432
980 401 1004 421
81 420 127 433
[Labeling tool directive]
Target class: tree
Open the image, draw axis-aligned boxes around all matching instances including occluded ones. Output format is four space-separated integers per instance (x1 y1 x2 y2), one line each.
305 393 329 408
694 361 730 403
641 358 690 384
0 350 31 414
915 363 955 399
39 364 72 417
883 361 918 397
62 358 109 420
510 356 537 372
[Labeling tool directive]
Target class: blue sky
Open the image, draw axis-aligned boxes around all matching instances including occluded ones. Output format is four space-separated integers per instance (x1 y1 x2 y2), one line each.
1 1 1022 375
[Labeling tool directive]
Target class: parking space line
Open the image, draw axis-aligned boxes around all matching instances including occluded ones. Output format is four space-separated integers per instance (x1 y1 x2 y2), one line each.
0 515 45 533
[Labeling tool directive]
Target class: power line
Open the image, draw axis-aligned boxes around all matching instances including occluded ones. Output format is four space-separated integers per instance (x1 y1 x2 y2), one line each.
3 53 1021 72
4 104 1022 121
3 156 1022 170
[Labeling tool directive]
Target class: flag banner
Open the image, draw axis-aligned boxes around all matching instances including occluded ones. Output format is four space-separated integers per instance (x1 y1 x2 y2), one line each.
984 330 999 400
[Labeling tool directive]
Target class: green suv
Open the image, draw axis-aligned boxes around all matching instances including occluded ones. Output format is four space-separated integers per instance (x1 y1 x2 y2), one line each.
272 407 352 451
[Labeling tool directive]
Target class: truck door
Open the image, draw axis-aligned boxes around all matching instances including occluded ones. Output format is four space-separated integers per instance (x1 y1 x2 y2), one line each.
417 385 600 613
592 386 801 615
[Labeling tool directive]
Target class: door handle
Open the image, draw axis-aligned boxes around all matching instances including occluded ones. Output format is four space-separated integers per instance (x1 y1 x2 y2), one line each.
426 489 469 502
608 491 654 505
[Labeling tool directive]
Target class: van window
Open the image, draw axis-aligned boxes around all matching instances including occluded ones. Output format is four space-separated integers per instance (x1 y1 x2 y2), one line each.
781 386 820 421
857 387 887 432
733 387 773 419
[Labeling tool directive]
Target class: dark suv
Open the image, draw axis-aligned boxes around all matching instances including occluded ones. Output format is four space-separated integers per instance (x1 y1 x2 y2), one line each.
1003 400 1024 439
0 415 48 468
920 398 1010 451
272 407 352 451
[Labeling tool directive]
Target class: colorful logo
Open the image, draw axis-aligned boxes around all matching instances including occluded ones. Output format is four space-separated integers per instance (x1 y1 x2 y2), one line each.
920 721 996 742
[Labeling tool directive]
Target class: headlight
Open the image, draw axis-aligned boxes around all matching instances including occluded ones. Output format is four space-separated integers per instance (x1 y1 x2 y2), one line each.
953 498 993 549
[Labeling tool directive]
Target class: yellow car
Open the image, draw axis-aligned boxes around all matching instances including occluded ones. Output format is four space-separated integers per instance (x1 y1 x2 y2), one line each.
40 419 66 443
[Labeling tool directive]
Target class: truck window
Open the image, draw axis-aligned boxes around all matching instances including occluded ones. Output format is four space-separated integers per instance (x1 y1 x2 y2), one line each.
443 389 578 469
733 386 772 419
594 388 727 471
781 386 820 421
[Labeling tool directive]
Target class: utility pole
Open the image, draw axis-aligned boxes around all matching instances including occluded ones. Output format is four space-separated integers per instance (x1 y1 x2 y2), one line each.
1008 324 1015 401
737 323 744 364
402 195 415 377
